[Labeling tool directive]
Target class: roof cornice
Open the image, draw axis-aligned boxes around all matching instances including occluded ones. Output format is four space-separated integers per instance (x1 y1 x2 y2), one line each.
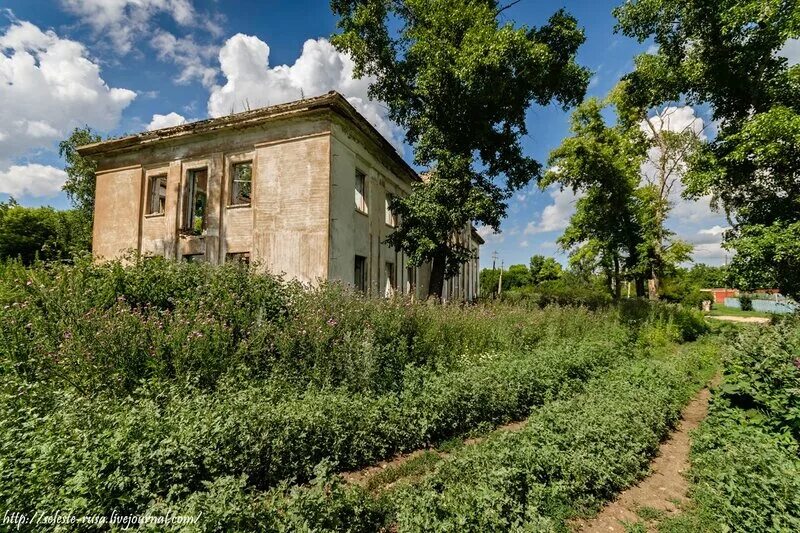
77 91 419 182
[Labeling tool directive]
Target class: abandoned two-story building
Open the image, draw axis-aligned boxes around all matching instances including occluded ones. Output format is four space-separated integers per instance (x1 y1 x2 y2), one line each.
78 91 482 301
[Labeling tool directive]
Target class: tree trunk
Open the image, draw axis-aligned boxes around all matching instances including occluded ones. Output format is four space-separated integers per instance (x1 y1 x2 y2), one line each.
613 255 622 300
428 248 447 300
648 271 660 300
635 276 646 298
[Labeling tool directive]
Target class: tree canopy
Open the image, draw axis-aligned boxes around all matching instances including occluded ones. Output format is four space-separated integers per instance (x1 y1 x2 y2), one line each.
614 0 800 298
331 0 590 296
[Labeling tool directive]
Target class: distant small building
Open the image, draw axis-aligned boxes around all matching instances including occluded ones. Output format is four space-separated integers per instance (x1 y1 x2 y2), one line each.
78 92 480 301
700 288 738 304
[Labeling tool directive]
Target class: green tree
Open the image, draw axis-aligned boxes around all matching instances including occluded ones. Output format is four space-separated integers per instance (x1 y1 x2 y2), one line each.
59 126 101 243
504 264 532 290
542 98 646 299
331 0 590 297
529 254 563 284
614 0 800 298
0 199 88 264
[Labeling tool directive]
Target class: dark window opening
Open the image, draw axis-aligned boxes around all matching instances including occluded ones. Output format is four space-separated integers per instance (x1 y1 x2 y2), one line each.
354 255 367 292
182 168 208 235
226 252 251 265
146 174 167 215
355 169 367 213
385 261 396 297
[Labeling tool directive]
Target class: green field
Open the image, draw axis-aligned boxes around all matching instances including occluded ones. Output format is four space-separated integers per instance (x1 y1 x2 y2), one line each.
705 304 773 318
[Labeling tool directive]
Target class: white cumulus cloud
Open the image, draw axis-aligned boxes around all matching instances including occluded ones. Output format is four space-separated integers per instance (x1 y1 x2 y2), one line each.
0 164 68 197
0 19 136 194
524 185 582 235
60 0 211 54
147 112 188 131
208 35 403 151
779 38 799 66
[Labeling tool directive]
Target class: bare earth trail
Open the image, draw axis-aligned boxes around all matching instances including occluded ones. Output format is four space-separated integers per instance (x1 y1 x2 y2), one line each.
706 315 771 324
573 387 712 532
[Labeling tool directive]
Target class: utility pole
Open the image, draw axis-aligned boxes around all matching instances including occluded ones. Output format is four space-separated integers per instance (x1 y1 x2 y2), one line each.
491 251 499 270
498 260 503 295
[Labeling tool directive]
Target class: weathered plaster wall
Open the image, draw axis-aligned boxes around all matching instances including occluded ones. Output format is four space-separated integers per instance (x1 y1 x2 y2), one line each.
252 133 331 282
329 119 414 296
92 165 143 260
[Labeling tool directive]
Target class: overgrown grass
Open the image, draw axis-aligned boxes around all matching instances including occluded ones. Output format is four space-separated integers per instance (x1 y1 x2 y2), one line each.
676 321 800 532
0 257 710 530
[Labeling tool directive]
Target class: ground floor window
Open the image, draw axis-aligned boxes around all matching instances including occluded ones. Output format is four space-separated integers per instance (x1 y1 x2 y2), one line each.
385 261 395 297
354 255 367 292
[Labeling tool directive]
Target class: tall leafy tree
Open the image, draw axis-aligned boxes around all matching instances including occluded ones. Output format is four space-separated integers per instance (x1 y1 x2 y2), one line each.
543 98 646 298
331 0 590 297
614 0 800 298
59 126 101 243
529 254 563 284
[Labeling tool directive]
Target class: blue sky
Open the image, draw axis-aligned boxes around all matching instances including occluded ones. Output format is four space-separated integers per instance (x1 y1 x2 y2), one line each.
0 0 734 267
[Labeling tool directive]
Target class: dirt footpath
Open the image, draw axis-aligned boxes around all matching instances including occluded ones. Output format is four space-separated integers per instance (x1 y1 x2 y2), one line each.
573 388 711 532
706 315 771 324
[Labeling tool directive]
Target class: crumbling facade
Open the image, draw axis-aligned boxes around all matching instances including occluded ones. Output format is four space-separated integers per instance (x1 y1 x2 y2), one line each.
79 92 481 300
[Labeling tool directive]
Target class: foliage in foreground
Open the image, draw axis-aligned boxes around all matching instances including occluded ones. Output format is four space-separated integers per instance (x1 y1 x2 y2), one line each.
0 257 708 529
150 336 718 532
685 322 800 532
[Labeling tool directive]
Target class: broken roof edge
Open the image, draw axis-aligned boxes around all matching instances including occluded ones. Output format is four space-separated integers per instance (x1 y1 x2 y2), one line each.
77 91 419 183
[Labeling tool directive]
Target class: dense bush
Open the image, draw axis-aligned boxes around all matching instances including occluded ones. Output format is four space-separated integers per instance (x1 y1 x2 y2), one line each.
687 322 800 531
1 257 626 397
738 293 753 311
154 337 718 532
0 258 712 530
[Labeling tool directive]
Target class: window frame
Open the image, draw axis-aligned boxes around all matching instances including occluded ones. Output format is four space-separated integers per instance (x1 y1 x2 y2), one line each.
181 166 209 236
354 255 367 292
354 168 368 214
228 159 254 208
144 173 167 217
385 191 398 227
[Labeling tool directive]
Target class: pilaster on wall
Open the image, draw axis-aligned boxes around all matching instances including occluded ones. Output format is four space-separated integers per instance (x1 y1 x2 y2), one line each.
205 152 224 264
164 160 183 260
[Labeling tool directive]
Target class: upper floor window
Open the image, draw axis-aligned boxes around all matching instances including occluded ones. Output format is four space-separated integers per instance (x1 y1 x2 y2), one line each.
355 169 368 213
146 174 167 215
229 161 252 206
181 168 208 235
385 192 397 227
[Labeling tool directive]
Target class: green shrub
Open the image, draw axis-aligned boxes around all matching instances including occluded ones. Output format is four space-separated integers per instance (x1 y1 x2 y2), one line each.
739 294 754 311
686 321 800 532
387 340 719 530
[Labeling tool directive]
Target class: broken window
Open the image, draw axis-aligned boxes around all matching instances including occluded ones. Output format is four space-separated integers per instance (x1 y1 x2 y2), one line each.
182 253 205 263
355 169 367 213
354 255 367 292
385 192 397 227
229 162 252 206
182 168 208 235
146 174 167 215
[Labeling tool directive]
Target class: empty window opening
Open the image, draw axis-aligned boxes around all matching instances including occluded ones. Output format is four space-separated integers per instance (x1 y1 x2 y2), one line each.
406 266 416 295
354 255 367 292
385 192 397 227
226 252 251 265
182 253 205 263
385 262 396 297
182 168 208 235
355 169 368 213
229 162 252 206
146 174 167 215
